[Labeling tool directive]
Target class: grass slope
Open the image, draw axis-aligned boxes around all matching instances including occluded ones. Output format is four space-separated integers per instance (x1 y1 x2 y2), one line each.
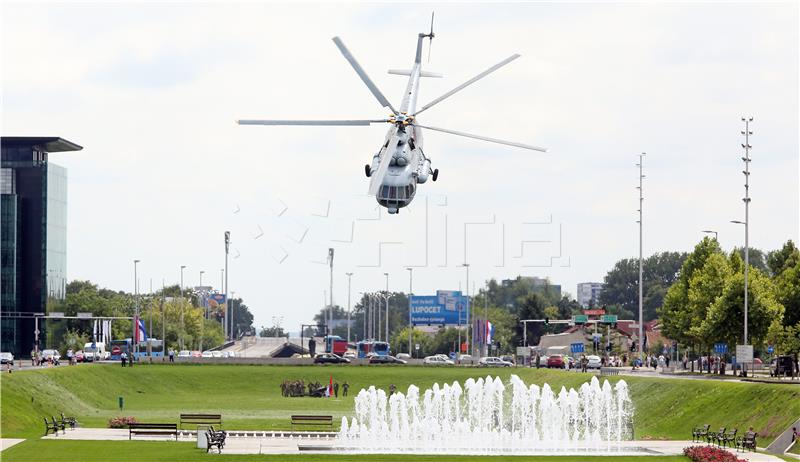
0 440 690 462
1 364 798 443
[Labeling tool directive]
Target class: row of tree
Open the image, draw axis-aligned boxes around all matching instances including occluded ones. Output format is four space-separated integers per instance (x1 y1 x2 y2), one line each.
51 280 255 354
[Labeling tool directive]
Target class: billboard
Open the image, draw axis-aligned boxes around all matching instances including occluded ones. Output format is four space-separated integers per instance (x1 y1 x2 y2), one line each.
411 290 469 326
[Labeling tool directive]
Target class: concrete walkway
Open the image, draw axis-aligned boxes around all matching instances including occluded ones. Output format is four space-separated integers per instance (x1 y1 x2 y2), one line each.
0 439 25 452
41 428 786 460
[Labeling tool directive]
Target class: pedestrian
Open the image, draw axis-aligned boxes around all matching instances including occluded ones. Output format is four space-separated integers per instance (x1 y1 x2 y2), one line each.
791 426 797 443
67 349 74 366
334 382 339 398
121 352 127 367
342 382 349 397
535 353 540 369
389 383 396 395
168 349 175 363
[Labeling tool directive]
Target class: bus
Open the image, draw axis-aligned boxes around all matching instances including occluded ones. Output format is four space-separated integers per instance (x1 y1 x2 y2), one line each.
109 339 164 360
357 341 390 358
324 335 348 356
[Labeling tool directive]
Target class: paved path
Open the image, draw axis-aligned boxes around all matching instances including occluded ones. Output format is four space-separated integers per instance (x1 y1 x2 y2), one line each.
0 439 25 452
41 429 785 460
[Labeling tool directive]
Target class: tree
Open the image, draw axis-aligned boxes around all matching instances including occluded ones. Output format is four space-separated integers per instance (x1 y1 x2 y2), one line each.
260 326 286 337
229 298 255 337
775 258 800 327
767 240 799 276
733 247 769 274
391 327 432 356
515 293 547 346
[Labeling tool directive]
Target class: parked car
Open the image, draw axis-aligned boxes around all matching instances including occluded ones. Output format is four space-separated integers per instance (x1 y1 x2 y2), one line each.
191 350 202 358
201 351 213 358
501 355 516 365
41 349 61 362
74 351 85 363
457 354 474 364
536 355 549 367
178 350 191 358
423 355 454 366
343 352 356 359
0 352 14 365
369 355 406 365
211 351 223 358
586 355 602 369
547 354 565 368
396 353 411 360
479 356 513 367
314 353 350 364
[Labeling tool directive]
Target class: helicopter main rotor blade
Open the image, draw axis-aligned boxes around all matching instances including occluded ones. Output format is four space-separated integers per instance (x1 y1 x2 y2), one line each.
413 123 547 152
332 37 398 115
368 130 401 196
412 54 521 117
237 119 389 126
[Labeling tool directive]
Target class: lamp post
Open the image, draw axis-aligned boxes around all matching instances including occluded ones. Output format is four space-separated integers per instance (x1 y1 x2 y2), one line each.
636 153 645 361
462 263 470 357
180 265 186 350
346 272 353 344
199 270 206 319
328 248 334 336
134 259 140 356
383 272 389 344
406 268 413 355
224 231 230 340
702 230 718 240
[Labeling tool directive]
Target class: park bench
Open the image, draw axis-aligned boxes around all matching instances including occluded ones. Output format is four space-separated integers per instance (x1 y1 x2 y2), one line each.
692 424 710 442
205 426 227 453
600 368 619 376
44 416 64 436
291 415 333 430
707 426 726 445
60 412 77 430
718 428 737 448
736 431 757 452
179 413 222 430
128 423 178 440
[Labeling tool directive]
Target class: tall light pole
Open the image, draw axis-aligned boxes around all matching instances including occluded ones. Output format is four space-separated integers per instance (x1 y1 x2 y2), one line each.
180 265 186 350
702 230 718 240
346 272 353 344
199 270 206 319
134 259 140 355
359 292 367 340
328 248 334 335
225 231 230 340
636 153 645 360
383 272 389 344
406 268 413 355
462 263 470 356
741 116 752 348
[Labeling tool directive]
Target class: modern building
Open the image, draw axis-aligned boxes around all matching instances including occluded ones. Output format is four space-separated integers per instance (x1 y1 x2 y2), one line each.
577 282 604 307
1 137 81 357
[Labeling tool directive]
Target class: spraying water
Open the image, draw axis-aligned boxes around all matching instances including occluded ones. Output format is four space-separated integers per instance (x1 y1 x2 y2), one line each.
337 375 633 454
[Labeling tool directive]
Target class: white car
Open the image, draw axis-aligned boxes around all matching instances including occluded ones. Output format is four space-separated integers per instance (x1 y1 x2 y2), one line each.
41 349 61 361
343 352 356 359
0 352 14 365
535 355 548 367
396 353 411 360
479 356 513 367
586 355 602 369
423 355 454 366
211 351 223 358
457 354 474 364
177 350 191 358
201 351 213 358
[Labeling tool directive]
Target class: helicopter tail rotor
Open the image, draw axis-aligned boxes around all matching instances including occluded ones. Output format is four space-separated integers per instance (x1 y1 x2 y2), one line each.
427 12 435 63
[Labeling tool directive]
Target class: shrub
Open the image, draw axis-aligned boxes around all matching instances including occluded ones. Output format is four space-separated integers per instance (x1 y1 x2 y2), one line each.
684 445 747 462
108 416 138 428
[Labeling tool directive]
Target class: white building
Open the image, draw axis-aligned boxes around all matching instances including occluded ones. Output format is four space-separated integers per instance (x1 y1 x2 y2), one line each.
577 282 603 307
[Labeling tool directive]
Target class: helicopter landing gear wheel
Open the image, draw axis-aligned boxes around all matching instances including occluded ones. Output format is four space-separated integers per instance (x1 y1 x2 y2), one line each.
365 164 372 177
432 168 439 182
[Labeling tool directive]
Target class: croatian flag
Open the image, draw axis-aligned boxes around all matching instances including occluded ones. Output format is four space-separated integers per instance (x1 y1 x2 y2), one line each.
327 376 333 398
486 321 494 345
136 318 148 342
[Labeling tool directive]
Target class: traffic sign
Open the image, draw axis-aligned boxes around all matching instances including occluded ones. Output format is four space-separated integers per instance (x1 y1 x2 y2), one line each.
767 345 774 354
570 342 585 354
735 344 753 363
714 343 728 354
573 315 588 324
601 314 618 324
516 347 531 357
583 309 606 316
415 343 420 351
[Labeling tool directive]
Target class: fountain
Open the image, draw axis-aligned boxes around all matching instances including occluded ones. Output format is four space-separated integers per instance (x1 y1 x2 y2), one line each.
336 375 634 454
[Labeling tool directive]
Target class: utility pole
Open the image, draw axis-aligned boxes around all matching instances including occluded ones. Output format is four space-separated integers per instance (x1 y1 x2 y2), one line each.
731 117 753 377
180 265 186 350
134 259 140 358
636 153 645 362
328 248 334 336
199 270 206 319
462 263 470 356
384 272 389 344
346 272 353 344
406 268 413 355
225 231 230 340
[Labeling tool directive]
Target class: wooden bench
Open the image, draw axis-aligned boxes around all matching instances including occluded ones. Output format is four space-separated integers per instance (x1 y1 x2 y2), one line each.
291 415 333 430
736 431 757 452
707 426 726 445
179 413 222 429
205 426 227 453
128 423 178 440
44 416 64 436
600 368 619 376
719 428 737 448
692 424 710 442
60 413 77 431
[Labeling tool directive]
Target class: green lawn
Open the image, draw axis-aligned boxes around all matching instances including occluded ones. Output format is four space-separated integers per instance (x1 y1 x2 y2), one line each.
2 363 798 444
0 440 691 462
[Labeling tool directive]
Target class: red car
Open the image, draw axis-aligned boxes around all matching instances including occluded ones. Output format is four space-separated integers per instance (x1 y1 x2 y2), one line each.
547 354 565 368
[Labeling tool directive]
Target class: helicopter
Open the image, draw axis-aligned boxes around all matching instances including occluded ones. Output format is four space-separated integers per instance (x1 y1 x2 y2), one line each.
238 18 546 214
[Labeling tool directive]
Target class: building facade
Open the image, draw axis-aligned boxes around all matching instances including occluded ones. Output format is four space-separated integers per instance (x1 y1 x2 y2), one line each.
1 137 81 357
577 282 604 307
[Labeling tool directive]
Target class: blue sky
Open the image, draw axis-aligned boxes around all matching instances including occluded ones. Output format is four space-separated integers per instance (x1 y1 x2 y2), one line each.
2 1 797 334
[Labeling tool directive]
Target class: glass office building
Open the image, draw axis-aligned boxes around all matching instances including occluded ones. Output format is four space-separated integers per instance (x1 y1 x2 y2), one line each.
1 137 81 357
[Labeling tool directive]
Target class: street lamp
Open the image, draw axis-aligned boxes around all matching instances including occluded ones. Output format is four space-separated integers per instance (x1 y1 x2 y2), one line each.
346 272 354 344
462 263 470 356
406 268 413 355
636 152 646 362
732 219 749 345
359 292 368 340
383 273 389 343
702 230 718 240
134 259 141 355
180 265 186 350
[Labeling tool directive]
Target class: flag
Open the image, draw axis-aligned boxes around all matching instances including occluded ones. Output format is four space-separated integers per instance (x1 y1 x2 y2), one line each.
486 321 494 345
327 376 333 398
136 318 148 342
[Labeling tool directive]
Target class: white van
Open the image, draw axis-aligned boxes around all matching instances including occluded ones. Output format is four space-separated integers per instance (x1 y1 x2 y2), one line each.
83 342 109 361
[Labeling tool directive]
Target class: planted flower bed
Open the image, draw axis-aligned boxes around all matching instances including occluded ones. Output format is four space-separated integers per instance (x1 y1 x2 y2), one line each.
684 445 747 462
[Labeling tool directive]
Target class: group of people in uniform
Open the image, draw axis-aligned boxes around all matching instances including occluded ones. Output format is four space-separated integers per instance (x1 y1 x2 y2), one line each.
280 379 350 398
